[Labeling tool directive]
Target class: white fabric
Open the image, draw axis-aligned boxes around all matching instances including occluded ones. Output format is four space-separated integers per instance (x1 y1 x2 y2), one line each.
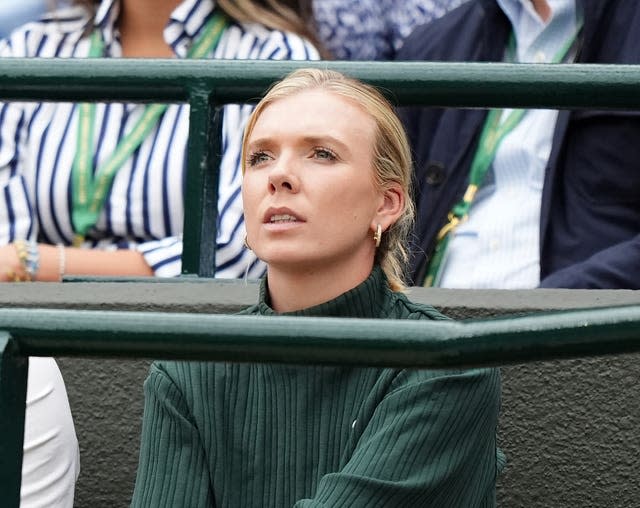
21 357 79 508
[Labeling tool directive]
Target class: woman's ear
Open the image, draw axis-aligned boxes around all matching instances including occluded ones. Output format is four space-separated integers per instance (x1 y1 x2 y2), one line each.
374 183 404 231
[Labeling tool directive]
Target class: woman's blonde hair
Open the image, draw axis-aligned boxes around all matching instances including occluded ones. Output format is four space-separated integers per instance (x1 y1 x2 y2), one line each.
242 68 415 291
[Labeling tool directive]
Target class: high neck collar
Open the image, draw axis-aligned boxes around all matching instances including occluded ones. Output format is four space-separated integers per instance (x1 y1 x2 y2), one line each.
256 265 390 318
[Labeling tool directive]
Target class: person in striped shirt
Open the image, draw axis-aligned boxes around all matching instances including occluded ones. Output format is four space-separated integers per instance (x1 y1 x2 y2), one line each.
132 69 501 507
0 0 319 281
0 1 319 506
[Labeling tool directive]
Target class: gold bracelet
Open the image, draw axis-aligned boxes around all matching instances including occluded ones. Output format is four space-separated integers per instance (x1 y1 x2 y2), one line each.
8 240 41 282
12 240 32 282
6 269 29 282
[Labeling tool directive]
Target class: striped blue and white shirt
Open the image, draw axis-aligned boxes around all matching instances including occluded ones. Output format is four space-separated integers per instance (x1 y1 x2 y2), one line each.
0 0 319 278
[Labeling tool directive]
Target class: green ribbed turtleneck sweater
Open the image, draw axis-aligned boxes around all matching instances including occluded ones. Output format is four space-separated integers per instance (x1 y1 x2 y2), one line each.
131 267 500 507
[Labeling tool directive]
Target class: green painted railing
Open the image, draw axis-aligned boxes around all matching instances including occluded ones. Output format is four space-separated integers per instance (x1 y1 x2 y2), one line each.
2 306 640 367
1 58 640 505
1 304 640 505
3 59 640 275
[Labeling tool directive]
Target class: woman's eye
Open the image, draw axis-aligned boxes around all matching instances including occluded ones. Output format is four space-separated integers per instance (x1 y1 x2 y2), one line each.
312 147 337 161
247 151 271 167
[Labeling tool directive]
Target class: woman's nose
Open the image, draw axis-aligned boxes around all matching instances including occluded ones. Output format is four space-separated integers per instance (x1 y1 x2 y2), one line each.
268 159 299 194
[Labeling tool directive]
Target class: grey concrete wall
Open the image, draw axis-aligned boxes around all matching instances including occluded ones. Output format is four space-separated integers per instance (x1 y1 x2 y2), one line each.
2 282 640 507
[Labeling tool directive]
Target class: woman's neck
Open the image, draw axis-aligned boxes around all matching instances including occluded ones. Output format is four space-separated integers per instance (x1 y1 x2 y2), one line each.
118 0 181 57
266 258 375 313
530 0 551 22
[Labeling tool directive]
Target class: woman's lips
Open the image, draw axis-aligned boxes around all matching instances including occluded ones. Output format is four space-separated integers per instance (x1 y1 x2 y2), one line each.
263 207 304 224
269 213 298 223
262 208 305 232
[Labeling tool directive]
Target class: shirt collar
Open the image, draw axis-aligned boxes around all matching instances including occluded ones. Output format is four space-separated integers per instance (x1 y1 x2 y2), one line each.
165 0 216 57
94 0 119 53
496 0 579 62
93 0 217 58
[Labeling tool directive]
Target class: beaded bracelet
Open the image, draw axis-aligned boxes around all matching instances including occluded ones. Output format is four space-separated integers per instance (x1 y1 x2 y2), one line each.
9 239 40 282
57 244 66 282
25 240 40 279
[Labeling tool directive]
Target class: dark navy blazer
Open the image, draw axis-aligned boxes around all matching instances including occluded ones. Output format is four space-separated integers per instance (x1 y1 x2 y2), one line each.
398 0 640 288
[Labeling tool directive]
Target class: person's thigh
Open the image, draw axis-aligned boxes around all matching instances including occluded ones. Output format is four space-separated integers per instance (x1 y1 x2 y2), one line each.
21 357 79 508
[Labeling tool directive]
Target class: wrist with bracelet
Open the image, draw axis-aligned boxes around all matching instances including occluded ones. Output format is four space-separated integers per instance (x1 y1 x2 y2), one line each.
57 243 66 282
6 241 66 282
7 239 40 282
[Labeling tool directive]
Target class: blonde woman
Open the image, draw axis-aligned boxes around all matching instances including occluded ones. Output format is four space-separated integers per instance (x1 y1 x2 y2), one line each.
0 1 319 506
132 69 500 507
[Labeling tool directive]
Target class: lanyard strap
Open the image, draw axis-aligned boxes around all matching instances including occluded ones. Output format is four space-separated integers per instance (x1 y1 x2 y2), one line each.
71 13 228 246
423 24 582 287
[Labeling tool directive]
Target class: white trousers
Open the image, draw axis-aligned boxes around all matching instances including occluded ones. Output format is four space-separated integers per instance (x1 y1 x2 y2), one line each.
21 357 80 508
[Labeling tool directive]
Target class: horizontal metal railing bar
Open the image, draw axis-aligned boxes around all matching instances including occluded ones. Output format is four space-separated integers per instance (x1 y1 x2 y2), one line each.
1 306 640 368
2 59 640 108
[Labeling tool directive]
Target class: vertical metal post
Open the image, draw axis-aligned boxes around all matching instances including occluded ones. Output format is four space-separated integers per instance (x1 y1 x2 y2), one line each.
182 86 221 277
200 104 223 277
0 333 28 507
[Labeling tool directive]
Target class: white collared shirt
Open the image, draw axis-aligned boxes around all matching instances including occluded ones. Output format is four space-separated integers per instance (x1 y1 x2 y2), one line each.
437 0 578 289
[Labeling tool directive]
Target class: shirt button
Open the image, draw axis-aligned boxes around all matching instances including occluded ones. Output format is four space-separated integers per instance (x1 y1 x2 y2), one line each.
534 51 546 63
489 239 500 251
424 162 446 186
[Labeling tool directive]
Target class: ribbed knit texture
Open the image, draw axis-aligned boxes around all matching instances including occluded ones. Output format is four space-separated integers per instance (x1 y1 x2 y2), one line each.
131 267 500 507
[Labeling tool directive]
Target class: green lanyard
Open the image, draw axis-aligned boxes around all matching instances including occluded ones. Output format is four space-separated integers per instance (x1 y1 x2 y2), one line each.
71 13 228 246
423 24 582 287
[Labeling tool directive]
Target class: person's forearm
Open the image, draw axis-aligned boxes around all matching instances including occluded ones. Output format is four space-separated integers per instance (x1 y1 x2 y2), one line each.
36 244 154 281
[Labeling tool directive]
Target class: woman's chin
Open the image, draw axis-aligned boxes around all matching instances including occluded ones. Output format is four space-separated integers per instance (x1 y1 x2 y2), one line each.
258 245 331 273
260 251 312 269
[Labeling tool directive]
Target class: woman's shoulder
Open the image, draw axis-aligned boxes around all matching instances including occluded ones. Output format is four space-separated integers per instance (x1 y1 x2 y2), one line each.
224 20 320 61
385 287 450 321
237 303 260 315
1 5 88 57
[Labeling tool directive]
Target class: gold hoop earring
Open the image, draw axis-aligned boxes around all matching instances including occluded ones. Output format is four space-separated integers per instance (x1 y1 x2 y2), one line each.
243 235 251 250
373 224 382 248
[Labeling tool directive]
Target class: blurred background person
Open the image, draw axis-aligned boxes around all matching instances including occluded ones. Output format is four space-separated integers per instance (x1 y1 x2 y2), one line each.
312 0 468 60
398 0 640 289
